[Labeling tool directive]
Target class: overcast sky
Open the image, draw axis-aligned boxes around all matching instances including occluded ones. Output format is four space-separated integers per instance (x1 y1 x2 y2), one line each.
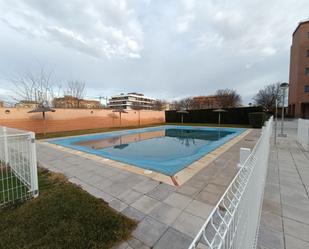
0 0 308 104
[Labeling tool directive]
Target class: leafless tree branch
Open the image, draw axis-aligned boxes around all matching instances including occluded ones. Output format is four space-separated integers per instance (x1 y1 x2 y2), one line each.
253 82 283 112
65 80 86 99
9 67 58 106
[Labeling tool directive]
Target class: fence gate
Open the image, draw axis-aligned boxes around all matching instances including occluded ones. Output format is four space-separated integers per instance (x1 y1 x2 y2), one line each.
0 126 38 207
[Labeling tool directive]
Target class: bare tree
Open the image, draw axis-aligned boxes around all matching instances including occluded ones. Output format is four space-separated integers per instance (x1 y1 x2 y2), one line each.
253 82 282 112
170 100 180 110
172 97 195 110
182 97 195 109
190 97 210 109
10 68 57 105
215 89 242 108
65 80 86 99
153 100 167 111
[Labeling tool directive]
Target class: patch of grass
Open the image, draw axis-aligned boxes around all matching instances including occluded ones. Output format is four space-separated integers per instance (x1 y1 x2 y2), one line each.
0 168 136 249
37 123 165 139
166 122 251 128
0 167 29 204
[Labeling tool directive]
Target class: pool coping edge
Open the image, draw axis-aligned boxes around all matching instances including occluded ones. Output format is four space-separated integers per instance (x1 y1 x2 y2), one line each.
38 129 252 186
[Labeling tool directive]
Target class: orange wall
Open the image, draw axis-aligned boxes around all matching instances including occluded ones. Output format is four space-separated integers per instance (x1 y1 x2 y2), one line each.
0 108 165 133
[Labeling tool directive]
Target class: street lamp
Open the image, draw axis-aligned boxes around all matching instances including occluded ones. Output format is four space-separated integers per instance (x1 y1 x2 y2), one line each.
278 82 289 137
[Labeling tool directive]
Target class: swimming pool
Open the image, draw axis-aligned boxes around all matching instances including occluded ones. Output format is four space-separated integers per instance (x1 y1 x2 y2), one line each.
49 126 245 176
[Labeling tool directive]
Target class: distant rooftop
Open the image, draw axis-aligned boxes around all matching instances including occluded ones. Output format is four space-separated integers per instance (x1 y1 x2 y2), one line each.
111 92 155 100
127 92 144 96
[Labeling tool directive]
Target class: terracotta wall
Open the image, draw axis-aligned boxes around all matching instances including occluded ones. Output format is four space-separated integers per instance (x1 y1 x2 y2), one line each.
288 21 309 117
0 108 165 134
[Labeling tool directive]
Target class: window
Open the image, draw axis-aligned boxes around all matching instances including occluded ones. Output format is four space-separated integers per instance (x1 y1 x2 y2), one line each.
305 85 309 93
308 32 309 38
306 68 309 75
307 50 309 57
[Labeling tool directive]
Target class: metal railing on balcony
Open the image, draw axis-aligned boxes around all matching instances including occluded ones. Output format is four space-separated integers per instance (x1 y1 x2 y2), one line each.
188 117 273 249
0 127 39 207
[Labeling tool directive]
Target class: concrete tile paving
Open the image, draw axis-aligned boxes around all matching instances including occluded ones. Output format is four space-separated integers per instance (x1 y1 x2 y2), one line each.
37 128 259 248
257 120 309 249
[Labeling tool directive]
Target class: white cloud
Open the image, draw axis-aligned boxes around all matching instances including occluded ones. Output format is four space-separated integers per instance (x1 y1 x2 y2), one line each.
177 14 195 33
261 47 277 57
195 33 223 48
0 0 143 59
0 0 308 102
176 0 196 33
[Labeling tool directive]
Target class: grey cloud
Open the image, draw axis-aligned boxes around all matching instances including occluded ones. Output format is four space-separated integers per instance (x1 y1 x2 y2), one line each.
0 0 142 58
0 0 307 103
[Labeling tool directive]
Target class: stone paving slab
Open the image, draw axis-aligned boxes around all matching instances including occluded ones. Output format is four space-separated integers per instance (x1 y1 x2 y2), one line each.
132 216 168 247
185 200 214 219
121 206 146 222
131 195 161 214
149 202 182 225
171 211 205 238
163 192 192 210
257 120 309 249
153 228 192 249
36 128 260 249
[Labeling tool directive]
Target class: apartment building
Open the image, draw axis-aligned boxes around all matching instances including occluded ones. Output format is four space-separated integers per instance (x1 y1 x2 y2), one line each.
288 20 309 118
15 100 39 109
192 96 221 109
53 95 101 109
108 93 156 110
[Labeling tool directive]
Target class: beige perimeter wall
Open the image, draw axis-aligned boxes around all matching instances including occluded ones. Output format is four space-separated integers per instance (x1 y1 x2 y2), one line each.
0 108 165 134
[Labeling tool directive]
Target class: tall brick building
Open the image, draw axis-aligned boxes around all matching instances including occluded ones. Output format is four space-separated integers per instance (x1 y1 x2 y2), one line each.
288 20 309 118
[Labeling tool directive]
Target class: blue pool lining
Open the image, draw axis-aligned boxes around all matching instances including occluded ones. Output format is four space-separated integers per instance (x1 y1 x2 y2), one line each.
49 125 246 176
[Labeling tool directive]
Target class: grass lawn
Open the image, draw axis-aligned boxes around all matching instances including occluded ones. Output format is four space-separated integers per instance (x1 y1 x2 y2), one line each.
0 167 29 204
0 168 136 249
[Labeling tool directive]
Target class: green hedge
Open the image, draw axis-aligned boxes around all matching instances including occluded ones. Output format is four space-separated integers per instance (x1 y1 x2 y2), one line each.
165 106 264 125
248 112 267 128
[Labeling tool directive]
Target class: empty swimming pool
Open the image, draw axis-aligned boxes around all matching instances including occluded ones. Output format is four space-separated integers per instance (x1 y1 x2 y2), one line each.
49 126 245 176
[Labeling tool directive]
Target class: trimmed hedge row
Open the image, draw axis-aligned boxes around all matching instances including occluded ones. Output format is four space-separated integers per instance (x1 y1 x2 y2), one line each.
248 112 267 128
165 106 264 125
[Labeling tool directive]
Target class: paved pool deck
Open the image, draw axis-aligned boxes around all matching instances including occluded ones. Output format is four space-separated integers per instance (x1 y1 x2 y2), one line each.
36 128 260 249
257 120 309 249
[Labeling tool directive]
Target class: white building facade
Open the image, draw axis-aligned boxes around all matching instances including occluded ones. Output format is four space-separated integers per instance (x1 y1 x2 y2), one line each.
108 93 156 110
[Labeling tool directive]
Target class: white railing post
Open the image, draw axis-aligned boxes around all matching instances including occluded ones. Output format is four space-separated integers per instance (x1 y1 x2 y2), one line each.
238 147 251 168
3 127 9 165
29 132 39 197
1 126 39 207
297 119 309 151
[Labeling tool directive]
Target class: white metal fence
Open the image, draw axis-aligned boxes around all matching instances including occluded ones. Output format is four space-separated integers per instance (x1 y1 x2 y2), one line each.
0 126 38 207
189 117 273 249
297 118 309 151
